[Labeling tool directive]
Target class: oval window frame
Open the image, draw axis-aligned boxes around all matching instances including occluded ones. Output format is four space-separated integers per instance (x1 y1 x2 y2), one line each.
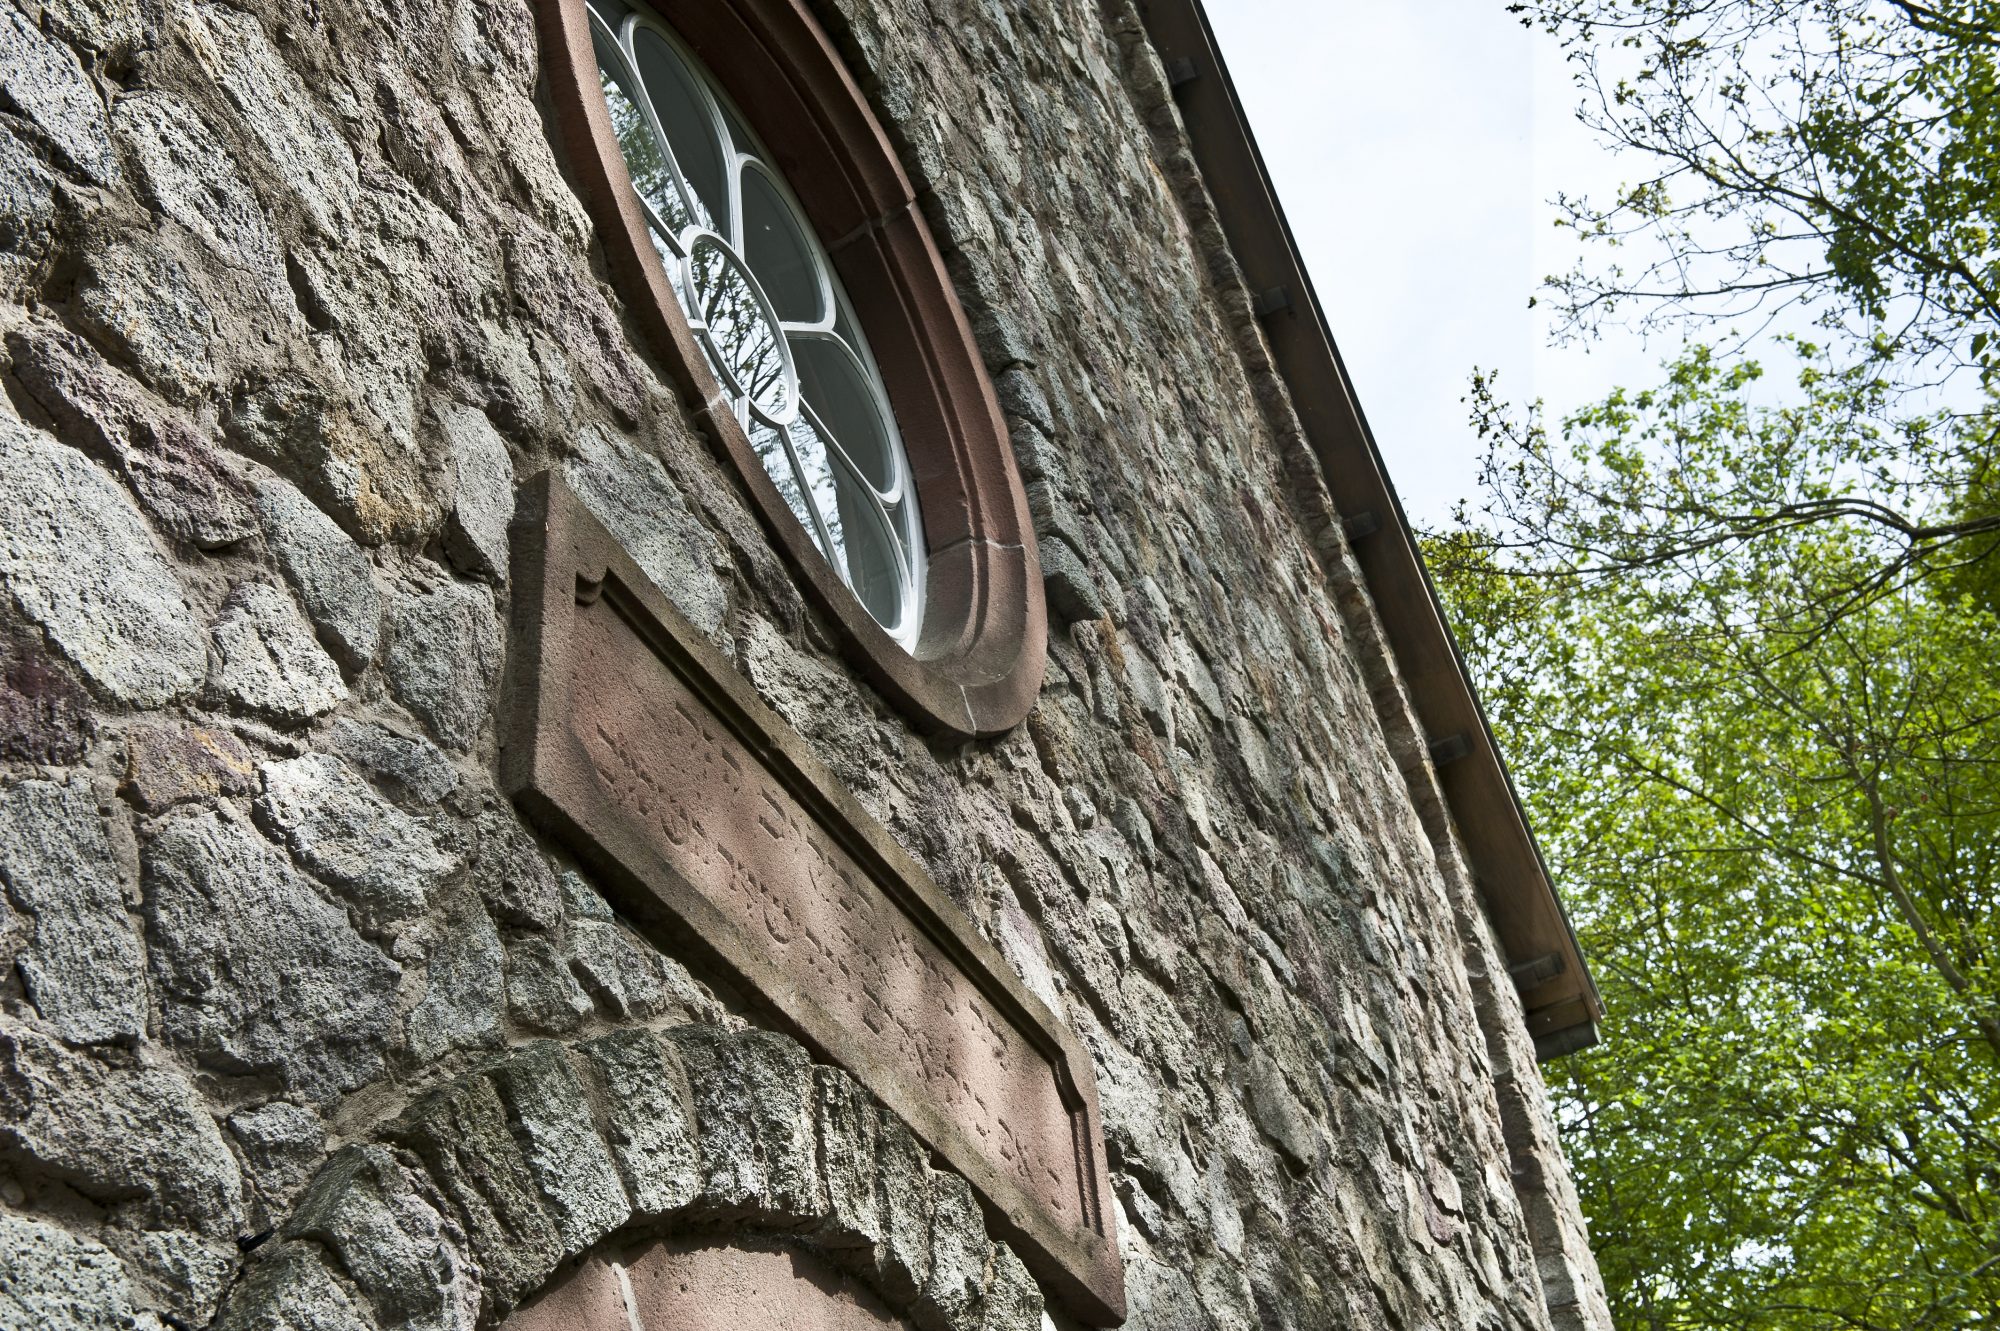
538 0 1048 737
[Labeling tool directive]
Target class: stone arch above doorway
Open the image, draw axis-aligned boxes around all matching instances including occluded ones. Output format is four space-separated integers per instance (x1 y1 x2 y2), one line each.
209 1027 1046 1330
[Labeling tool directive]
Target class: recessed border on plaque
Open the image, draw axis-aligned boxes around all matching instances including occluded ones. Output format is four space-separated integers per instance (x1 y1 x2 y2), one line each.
501 472 1126 1326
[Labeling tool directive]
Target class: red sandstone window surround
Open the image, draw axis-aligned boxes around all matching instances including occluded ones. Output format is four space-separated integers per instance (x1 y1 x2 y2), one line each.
536 0 1047 737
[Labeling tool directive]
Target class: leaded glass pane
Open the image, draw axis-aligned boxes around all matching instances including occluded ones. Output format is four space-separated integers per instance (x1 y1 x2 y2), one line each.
587 2 923 648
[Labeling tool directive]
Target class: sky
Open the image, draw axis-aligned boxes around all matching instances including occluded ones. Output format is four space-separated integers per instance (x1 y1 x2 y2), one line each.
1203 0 1669 527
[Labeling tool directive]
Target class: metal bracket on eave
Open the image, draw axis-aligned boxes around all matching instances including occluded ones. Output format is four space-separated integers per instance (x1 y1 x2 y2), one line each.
1165 55 1200 89
1533 1022 1600 1062
1251 285 1291 318
1427 732 1473 768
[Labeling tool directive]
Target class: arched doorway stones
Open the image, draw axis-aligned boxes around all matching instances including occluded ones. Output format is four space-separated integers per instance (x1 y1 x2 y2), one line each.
210 1026 1044 1331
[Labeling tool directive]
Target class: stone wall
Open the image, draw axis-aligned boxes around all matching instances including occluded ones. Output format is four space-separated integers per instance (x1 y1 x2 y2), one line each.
0 0 1607 1326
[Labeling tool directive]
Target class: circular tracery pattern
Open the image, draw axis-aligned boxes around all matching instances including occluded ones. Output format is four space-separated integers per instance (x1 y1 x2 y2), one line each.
589 0 924 646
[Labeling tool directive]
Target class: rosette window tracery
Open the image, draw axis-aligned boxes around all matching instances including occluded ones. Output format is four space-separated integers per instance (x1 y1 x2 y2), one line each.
587 0 924 646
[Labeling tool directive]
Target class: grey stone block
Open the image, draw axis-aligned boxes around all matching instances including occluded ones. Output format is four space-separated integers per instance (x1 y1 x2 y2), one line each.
561 424 728 637
0 6 118 186
253 478 383 675
0 1211 140 1330
505 935 593 1034
112 90 281 281
0 1023 244 1234
142 806 401 1099
209 583 347 723
283 1143 477 1328
6 324 257 551
472 808 563 932
257 753 460 929
326 718 459 804
438 403 515 581
0 415 206 707
667 1026 827 1224
407 897 505 1061
387 1074 563 1313
916 1169 989 1331
0 776 147 1044
227 1100 327 1215
980 1243 1046 1331
118 1226 237 1329
565 919 672 1020
872 1115 936 1305
384 576 501 752
486 1042 631 1254
578 1029 701 1219
212 1241 372 1331
814 1065 883 1250
0 127 56 303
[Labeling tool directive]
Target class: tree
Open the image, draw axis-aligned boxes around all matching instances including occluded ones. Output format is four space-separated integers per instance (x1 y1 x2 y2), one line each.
1488 0 2000 599
1433 7 2000 1325
1429 363 2000 1325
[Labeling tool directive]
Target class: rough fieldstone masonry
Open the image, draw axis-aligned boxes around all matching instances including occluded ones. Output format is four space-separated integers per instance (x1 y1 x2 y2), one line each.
0 0 1613 1327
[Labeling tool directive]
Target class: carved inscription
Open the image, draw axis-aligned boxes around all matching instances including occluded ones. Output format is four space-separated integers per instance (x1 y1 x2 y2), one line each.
569 596 1081 1226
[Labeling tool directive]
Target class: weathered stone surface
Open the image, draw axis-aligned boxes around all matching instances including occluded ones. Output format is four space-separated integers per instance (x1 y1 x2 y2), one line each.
438 403 515 581
562 424 728 637
873 1115 937 1305
327 717 458 804
0 634 91 765
383 575 501 751
505 935 593 1034
386 1075 563 1313
581 1029 703 1222
227 374 443 549
0 1211 141 1330
120 1226 237 1328
124 722 257 813
71 236 225 404
668 1027 827 1225
251 478 383 675
227 1100 327 1216
142 807 400 1098
0 776 147 1044
915 1170 990 1331
211 1242 372 1331
209 583 347 722
0 125 58 302
283 1144 477 1328
406 896 505 1061
471 808 563 932
980 1243 1046 1331
0 1025 244 1233
112 90 281 281
815 1066 884 1251
0 6 118 186
565 919 673 1020
7 324 258 550
0 415 206 706
177 2 359 238
256 754 459 929
486 1043 630 1253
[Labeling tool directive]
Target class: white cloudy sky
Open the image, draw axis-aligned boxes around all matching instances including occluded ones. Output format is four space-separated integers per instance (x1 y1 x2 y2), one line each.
1204 0 1670 526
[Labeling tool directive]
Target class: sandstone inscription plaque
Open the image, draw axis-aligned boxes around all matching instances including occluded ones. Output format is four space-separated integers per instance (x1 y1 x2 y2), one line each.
502 474 1124 1325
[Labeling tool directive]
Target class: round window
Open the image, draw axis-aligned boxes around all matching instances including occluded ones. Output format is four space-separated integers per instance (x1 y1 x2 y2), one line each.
539 0 1047 735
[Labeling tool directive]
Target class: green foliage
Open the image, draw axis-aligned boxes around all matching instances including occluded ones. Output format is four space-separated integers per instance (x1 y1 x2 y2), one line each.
1430 348 2000 1330
1436 6 2000 1323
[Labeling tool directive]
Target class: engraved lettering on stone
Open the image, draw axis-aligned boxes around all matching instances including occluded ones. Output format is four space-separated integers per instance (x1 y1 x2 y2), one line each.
572 595 1079 1223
